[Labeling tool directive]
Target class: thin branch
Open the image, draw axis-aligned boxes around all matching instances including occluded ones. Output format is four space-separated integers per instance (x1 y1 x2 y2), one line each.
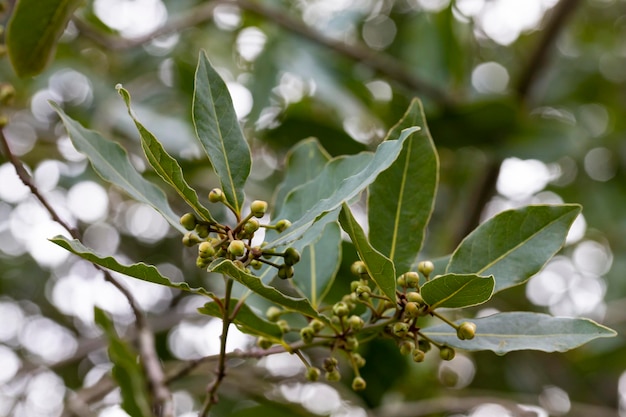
0 128 173 417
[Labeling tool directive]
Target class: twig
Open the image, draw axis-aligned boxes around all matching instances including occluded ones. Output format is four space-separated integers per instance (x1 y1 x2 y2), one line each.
0 127 173 417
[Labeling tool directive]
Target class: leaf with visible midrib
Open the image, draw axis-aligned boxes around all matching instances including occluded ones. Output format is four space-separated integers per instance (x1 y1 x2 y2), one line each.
51 236 215 297
117 86 215 224
192 51 251 215
422 312 616 354
51 103 186 234
421 273 494 309
199 299 283 339
6 0 82 77
368 98 436 275
447 205 581 293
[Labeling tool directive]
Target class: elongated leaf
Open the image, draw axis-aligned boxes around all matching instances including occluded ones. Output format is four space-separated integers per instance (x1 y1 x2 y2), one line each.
292 221 342 307
6 0 81 77
422 312 616 355
199 299 283 339
339 204 396 301
447 205 581 293
193 51 251 214
51 236 215 297
95 308 151 417
273 137 331 215
268 127 420 249
208 258 323 320
117 86 215 224
421 273 494 309
51 103 185 233
368 99 438 274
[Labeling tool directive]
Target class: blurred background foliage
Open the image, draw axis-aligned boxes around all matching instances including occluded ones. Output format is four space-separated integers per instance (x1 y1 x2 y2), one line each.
1 0 625 416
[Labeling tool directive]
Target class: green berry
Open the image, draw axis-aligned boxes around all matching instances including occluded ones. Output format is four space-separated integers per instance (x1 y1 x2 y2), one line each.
352 353 366 368
418 339 432 353
250 259 262 270
198 241 216 258
350 280 361 292
355 285 371 300
284 247 301 265
180 213 197 231
457 321 477 340
352 376 367 391
195 223 210 238
275 219 291 233
439 346 456 361
406 291 424 304
392 322 410 338
418 260 435 278
243 218 260 235
344 336 359 351
228 240 246 257
332 302 350 317
196 256 209 269
277 264 295 279
350 261 367 276
348 315 364 331
182 232 200 247
310 318 325 332
412 349 426 363
306 367 321 382
323 357 338 372
397 274 407 287
404 271 420 288
257 337 273 349
208 188 224 203
266 306 282 322
250 200 268 218
325 369 341 382
276 319 290 333
399 341 415 355
300 326 315 343
404 302 420 318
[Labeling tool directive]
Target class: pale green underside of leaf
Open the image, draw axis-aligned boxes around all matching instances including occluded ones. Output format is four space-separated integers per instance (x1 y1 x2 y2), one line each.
267 127 420 249
421 273 494 309
368 98 438 275
447 205 581 293
199 299 283 339
51 236 215 297
6 0 82 77
51 103 186 234
208 258 323 320
117 86 216 224
192 51 251 214
339 204 396 301
422 312 616 355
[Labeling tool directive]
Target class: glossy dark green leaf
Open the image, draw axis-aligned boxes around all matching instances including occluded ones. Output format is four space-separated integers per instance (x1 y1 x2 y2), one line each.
421 273 494 309
117 86 215 224
192 51 251 215
198 299 283 339
6 0 82 77
447 205 581 293
268 127 420 249
368 98 438 274
51 103 186 233
51 236 214 297
339 204 396 301
422 312 616 355
94 308 151 417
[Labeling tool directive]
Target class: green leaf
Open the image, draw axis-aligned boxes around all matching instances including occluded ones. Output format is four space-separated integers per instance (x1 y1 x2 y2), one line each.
199 299 283 339
273 137 331 215
292 221 342 308
94 308 152 417
117 86 216 224
192 51 251 215
422 312 617 355
368 98 438 274
50 236 215 297
421 273 494 309
208 258 323 320
447 205 581 293
268 127 420 249
51 103 186 234
6 0 82 77
339 204 396 301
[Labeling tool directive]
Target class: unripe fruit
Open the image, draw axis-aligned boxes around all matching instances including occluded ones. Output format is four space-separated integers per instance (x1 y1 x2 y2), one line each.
310 318 325 333
348 315 364 331
182 232 201 247
196 256 209 269
325 369 341 382
439 346 456 361
306 367 321 382
344 336 359 351
195 224 210 238
418 260 435 277
266 306 282 322
277 319 290 333
350 261 367 276
352 353 366 368
392 322 410 338
275 219 291 233
323 357 338 372
300 326 315 343
457 321 477 340
228 240 246 257
418 339 432 353
250 200 268 218
399 340 415 355
250 260 262 270
352 376 367 391
406 291 424 304
350 280 361 292
243 218 260 235
277 264 295 279
180 213 197 231
412 349 426 363
332 302 350 317
404 302 420 319
284 247 301 265
257 337 272 349
198 241 216 258
404 271 420 288
208 188 225 203
397 274 407 287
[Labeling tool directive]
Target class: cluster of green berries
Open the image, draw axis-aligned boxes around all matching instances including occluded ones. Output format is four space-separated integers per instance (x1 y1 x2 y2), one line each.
180 189 299 277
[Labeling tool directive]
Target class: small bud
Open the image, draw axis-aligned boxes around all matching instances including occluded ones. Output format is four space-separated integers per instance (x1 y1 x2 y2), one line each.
406 291 424 304
325 369 341 382
457 321 477 340
439 346 456 361
196 256 209 269
182 232 201 247
347 315 364 331
418 260 435 278
228 240 246 257
399 340 415 355
180 213 197 231
350 280 361 292
352 376 367 391
352 352 366 368
350 261 367 276
250 200 268 218
198 241 216 258
306 367 321 382
344 336 359 351
277 264 295 279
412 349 426 363
0 83 16 105
243 218 260 235
418 339 432 353
323 357 338 372
404 271 420 288
404 302 420 319
284 247 301 265
195 224 210 238
266 306 282 322
276 319 290 333
310 318 325 332
208 188 225 203
397 274 407 287
250 259 262 270
300 326 315 343
355 285 371 300
275 219 292 233
332 302 350 317
392 322 410 338
257 337 273 349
